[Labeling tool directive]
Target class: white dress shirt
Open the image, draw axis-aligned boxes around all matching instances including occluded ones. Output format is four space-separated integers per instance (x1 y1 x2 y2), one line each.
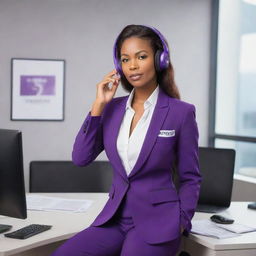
116 85 159 176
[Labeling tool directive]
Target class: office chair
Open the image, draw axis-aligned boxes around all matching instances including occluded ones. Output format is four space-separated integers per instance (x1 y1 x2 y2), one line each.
196 147 236 213
29 160 113 192
172 147 236 213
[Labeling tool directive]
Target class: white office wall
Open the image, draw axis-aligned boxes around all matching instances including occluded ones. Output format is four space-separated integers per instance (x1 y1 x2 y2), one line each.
0 0 211 191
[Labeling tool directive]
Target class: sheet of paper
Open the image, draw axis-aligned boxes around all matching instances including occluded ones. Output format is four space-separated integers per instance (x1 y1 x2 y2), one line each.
191 219 240 239
26 195 93 212
216 222 256 234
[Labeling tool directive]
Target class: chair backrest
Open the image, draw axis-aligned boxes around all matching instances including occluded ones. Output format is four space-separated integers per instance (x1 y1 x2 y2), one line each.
197 147 236 208
172 147 236 211
29 161 113 192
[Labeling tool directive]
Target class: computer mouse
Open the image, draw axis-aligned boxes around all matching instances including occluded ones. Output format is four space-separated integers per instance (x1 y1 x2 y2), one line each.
248 202 256 210
210 214 234 224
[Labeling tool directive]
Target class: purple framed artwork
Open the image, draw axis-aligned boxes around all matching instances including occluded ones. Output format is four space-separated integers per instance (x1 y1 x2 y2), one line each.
11 58 65 121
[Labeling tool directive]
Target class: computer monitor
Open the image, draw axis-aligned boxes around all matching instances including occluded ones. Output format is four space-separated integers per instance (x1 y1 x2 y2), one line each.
0 129 27 220
196 147 236 213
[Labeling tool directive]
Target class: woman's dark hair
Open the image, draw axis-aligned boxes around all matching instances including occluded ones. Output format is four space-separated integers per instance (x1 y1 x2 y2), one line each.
115 24 180 99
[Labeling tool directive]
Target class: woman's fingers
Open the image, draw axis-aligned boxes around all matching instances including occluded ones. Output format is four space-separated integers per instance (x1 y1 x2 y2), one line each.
95 69 120 103
103 78 117 87
104 69 118 80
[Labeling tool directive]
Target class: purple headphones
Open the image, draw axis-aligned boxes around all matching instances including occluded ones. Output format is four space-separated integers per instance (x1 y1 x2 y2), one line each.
113 25 170 75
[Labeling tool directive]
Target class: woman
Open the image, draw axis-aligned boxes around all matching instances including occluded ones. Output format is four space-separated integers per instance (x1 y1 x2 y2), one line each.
51 24 202 256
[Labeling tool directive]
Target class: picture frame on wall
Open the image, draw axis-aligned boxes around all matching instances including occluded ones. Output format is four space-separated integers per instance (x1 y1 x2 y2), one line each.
11 58 65 121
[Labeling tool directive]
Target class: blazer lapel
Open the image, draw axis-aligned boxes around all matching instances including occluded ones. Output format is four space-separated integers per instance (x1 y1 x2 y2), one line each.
107 96 130 181
128 87 169 179
108 87 169 181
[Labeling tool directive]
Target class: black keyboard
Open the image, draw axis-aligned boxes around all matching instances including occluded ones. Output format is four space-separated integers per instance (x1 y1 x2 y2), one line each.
4 224 52 239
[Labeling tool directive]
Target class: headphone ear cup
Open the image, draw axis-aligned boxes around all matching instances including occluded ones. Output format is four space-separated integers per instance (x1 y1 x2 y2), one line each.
154 50 162 72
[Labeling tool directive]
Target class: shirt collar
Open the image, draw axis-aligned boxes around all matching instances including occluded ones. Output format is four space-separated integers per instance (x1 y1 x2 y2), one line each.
126 85 159 111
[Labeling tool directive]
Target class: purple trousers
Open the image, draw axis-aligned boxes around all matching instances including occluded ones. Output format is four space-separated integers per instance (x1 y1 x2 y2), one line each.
51 198 181 256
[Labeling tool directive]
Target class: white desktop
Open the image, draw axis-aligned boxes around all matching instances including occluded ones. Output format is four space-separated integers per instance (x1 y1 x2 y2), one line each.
0 193 256 256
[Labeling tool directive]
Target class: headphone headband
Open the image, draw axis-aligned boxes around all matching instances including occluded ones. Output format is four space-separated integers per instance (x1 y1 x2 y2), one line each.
113 25 170 75
146 25 169 57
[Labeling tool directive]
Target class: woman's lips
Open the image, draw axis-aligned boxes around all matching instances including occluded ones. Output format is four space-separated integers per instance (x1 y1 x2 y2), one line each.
130 74 143 81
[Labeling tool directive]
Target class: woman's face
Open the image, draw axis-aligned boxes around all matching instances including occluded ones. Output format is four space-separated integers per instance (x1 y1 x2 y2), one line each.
120 37 157 89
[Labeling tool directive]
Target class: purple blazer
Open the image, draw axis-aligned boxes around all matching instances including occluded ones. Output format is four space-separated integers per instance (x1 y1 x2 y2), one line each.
72 86 202 244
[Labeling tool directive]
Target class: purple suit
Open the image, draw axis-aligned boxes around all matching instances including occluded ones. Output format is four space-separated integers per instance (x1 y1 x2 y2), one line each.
72 87 202 245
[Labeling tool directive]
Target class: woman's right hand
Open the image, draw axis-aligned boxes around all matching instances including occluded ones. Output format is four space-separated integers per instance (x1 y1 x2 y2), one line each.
95 69 120 104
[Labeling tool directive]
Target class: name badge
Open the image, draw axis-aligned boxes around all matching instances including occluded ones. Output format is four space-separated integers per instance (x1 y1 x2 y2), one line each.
158 130 175 137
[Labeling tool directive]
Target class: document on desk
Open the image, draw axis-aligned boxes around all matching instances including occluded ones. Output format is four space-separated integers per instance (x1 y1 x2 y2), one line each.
26 195 93 212
191 220 241 239
215 222 256 234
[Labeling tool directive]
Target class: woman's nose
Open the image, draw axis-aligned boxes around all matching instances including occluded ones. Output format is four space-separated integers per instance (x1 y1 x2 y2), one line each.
129 59 139 70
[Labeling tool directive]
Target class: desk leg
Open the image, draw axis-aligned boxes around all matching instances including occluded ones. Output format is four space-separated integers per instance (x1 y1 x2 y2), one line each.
183 237 215 256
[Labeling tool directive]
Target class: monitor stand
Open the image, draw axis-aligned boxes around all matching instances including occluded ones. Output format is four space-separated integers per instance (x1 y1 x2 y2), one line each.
0 217 13 234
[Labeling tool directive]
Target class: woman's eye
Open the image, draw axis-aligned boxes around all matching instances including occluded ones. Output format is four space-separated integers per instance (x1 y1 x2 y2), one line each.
121 55 147 63
139 55 147 59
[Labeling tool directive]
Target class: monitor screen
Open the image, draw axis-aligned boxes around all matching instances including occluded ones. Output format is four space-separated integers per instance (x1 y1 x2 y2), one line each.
0 129 27 219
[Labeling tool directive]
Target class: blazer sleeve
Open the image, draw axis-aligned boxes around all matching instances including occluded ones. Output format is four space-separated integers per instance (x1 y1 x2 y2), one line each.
72 103 109 166
177 104 202 236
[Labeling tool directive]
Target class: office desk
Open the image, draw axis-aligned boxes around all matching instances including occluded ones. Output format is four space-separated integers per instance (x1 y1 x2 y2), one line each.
0 194 255 256
0 193 108 256
183 202 256 256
